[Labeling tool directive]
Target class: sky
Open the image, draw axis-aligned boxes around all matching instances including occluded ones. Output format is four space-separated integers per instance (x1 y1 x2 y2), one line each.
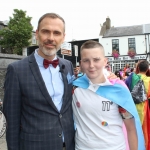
0 0 150 42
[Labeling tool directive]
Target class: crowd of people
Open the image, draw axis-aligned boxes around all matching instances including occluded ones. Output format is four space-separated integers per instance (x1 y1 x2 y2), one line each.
105 63 136 81
104 60 150 150
1 11 149 150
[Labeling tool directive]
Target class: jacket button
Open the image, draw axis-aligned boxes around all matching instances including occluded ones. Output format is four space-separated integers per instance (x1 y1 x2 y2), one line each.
59 114 62 118
58 133 62 137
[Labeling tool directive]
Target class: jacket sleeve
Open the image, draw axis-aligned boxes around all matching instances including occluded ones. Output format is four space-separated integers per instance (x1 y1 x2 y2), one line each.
3 64 21 150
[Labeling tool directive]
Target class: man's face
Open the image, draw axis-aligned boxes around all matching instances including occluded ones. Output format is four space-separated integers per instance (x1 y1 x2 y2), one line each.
36 17 65 60
76 66 80 72
80 47 107 83
74 69 79 76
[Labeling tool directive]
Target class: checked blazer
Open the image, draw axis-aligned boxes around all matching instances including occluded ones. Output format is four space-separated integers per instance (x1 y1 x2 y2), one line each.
3 53 75 150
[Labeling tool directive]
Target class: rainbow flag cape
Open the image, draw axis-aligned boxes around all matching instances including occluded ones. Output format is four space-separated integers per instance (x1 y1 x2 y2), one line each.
125 73 150 150
73 74 145 150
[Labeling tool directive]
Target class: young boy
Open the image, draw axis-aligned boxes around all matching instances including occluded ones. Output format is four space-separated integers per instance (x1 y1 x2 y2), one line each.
72 40 145 150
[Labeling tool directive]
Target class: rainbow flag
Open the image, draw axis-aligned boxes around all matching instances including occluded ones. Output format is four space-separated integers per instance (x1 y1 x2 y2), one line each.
73 74 145 150
125 73 150 150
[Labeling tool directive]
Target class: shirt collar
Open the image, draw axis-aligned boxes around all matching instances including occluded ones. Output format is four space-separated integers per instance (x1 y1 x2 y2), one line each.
87 74 113 87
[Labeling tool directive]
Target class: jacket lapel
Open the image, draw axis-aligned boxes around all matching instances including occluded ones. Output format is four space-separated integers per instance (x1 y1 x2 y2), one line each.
28 53 58 112
58 58 69 112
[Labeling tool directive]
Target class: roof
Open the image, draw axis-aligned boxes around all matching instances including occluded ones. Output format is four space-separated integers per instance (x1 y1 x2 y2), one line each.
103 25 144 37
0 21 4 25
0 21 7 27
68 38 99 43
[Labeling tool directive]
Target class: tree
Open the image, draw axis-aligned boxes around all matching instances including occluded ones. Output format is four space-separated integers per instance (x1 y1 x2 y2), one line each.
0 9 33 55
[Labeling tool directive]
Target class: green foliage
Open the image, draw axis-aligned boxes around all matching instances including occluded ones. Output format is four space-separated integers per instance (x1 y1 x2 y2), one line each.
0 9 33 55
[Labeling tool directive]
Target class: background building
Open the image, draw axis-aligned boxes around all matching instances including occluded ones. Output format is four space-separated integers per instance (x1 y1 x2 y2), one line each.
99 17 150 72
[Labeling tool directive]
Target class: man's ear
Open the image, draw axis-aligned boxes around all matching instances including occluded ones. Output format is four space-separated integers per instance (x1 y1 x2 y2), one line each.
35 30 39 40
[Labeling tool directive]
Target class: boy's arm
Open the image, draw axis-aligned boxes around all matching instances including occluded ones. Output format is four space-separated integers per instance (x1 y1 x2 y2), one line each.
119 106 138 150
124 118 138 150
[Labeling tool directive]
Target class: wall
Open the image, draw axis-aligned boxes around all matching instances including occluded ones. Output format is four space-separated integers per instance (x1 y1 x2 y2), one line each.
0 53 25 102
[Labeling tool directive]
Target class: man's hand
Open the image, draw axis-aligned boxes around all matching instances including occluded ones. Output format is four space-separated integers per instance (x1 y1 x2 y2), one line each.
107 72 118 79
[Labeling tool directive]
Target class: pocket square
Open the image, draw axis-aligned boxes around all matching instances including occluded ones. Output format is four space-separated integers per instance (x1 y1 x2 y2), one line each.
67 73 75 84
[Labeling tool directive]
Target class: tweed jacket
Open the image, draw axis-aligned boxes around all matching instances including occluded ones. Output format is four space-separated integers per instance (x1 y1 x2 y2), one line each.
3 53 75 150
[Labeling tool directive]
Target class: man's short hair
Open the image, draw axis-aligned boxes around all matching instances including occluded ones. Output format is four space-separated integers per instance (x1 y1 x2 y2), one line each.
80 40 104 55
138 60 149 72
37 13 65 31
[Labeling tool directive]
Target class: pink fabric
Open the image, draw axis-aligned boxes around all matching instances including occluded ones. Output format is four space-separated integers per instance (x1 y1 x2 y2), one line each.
109 78 120 85
109 79 128 89
109 79 131 150
122 123 129 150
115 79 130 149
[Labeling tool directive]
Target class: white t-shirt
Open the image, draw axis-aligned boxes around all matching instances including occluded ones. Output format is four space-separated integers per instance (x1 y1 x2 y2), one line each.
72 78 126 150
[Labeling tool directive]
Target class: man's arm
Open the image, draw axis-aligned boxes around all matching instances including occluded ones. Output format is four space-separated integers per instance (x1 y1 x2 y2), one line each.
124 118 138 150
3 64 21 150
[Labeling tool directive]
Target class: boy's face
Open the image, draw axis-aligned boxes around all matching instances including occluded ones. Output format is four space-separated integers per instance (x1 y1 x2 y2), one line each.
80 47 107 83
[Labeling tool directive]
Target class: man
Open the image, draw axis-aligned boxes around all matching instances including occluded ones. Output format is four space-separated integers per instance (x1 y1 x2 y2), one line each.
125 60 150 150
72 40 145 150
76 65 83 78
74 67 79 78
3 13 75 150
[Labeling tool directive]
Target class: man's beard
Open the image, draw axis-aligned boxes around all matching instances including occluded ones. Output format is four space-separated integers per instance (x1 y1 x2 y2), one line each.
40 46 57 56
38 40 59 56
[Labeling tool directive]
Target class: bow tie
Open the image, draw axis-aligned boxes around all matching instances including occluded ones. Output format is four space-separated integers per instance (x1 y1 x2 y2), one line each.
43 59 59 69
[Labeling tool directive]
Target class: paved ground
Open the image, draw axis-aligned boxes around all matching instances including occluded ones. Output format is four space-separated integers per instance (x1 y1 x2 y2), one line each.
0 133 7 150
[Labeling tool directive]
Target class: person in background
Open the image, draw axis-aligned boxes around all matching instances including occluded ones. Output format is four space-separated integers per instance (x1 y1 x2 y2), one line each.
74 67 79 78
76 65 83 77
125 60 150 150
76 65 80 72
72 40 145 150
130 67 135 72
119 68 124 77
105 62 111 72
115 70 123 80
126 65 131 74
124 72 130 80
124 64 130 72
127 67 135 76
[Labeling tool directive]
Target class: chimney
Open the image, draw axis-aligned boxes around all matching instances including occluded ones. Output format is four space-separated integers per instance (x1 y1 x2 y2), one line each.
106 17 111 29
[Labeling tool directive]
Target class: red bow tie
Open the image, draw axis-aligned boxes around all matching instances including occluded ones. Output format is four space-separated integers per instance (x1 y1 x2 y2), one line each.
43 59 59 69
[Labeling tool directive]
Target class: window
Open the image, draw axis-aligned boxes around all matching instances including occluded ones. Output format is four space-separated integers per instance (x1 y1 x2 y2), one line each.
112 39 119 52
128 38 136 51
